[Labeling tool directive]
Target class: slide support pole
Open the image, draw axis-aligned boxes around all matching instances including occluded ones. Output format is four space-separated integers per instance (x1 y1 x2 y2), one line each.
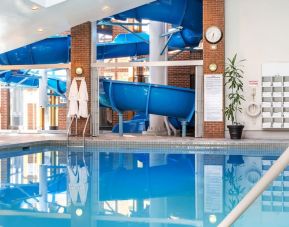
181 121 187 138
119 113 124 136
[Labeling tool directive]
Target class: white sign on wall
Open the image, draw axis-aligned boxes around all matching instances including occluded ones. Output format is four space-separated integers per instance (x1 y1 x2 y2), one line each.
204 74 223 121
204 165 223 213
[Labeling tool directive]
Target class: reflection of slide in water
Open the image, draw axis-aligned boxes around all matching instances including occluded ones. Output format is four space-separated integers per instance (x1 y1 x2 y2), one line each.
0 156 194 204
0 173 67 206
100 158 195 201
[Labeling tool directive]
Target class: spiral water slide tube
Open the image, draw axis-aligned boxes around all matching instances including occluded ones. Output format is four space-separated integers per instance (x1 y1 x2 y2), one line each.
102 79 195 137
0 70 66 96
0 0 201 135
111 0 202 50
0 0 202 64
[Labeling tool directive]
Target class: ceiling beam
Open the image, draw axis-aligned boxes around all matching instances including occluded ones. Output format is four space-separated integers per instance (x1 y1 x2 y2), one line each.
92 60 203 68
0 64 71 70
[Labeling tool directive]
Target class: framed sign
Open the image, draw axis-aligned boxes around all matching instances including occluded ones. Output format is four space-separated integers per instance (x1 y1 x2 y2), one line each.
204 165 223 213
204 74 223 121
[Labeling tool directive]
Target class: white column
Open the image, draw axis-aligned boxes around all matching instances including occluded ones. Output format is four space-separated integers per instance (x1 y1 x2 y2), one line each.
91 152 104 219
195 154 204 219
91 21 99 136
38 70 48 130
10 88 24 129
149 154 167 227
195 66 204 138
39 70 48 107
147 21 167 135
39 164 48 212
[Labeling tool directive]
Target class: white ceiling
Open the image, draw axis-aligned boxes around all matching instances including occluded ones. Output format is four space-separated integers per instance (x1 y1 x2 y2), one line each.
0 0 154 54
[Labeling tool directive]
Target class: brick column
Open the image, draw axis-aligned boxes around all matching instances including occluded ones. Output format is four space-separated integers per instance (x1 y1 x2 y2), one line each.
71 22 91 135
203 0 225 138
58 105 67 130
0 88 10 130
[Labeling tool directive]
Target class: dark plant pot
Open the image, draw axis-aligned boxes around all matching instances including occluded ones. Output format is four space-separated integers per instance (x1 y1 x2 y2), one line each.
227 125 244 139
227 155 244 165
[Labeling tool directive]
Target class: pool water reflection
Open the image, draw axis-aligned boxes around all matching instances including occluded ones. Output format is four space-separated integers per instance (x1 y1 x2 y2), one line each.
0 148 287 227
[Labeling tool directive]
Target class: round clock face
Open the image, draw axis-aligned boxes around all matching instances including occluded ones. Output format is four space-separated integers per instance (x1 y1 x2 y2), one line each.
205 26 222 44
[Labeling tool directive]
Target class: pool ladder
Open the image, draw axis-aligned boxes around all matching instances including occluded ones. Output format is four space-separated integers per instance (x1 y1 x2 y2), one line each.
67 114 90 164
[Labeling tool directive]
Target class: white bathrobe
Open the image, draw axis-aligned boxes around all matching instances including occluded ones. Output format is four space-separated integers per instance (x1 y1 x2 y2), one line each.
78 79 89 118
78 166 89 205
67 78 79 117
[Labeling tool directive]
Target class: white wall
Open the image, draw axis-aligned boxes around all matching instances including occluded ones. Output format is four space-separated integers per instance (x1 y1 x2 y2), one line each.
225 0 289 138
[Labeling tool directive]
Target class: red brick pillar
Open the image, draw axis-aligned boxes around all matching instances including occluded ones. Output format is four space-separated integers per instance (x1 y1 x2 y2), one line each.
203 0 225 138
0 88 10 130
58 105 67 130
71 22 91 135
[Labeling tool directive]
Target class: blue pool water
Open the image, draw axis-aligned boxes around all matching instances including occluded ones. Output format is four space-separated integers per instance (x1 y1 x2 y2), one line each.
0 145 288 227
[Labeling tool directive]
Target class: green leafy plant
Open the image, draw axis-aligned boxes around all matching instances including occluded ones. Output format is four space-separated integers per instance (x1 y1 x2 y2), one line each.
225 165 246 212
224 54 246 125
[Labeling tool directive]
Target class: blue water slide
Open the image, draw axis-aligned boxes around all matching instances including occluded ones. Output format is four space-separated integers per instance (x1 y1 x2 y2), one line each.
0 37 70 65
102 79 195 136
102 79 195 121
0 0 202 64
47 78 66 95
0 70 66 95
0 30 198 63
112 112 149 134
97 33 149 59
0 70 39 87
112 0 203 49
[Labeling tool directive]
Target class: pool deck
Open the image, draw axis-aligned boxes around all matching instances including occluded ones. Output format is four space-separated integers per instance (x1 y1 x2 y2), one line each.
0 132 288 151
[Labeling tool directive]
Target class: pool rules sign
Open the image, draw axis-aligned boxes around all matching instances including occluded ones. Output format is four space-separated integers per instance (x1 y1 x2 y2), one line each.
204 74 223 121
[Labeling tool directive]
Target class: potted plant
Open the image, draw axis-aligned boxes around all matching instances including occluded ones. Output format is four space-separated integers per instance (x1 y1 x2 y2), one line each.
224 163 246 212
224 54 246 139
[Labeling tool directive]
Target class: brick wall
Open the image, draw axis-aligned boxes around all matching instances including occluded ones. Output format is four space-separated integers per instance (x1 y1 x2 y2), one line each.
112 24 128 39
203 0 225 138
0 88 10 130
71 22 91 135
27 103 37 130
58 105 67 130
168 51 202 88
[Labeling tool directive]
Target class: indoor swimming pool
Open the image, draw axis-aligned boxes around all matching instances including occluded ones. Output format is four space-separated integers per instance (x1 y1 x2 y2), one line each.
0 143 288 227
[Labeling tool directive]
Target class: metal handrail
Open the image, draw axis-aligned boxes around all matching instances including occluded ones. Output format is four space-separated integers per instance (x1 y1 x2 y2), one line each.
67 115 77 149
82 114 90 147
82 114 90 167
66 114 90 166
218 147 289 227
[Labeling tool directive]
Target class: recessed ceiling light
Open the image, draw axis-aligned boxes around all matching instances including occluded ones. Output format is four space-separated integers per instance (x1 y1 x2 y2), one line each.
31 5 39 10
37 28 44 32
102 5 111 12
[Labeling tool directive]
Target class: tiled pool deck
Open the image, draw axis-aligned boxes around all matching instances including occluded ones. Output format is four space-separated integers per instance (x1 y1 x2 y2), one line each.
0 132 288 156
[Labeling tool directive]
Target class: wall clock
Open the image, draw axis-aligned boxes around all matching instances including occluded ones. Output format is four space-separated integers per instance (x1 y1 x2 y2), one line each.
205 26 222 44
